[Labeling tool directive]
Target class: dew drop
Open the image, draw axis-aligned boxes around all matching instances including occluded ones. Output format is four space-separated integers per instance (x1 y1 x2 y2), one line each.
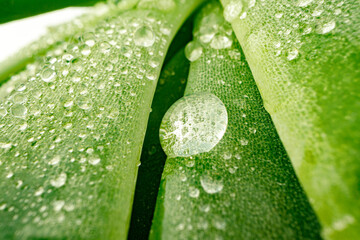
49 155 61 165
160 92 228 158
200 174 223 194
50 172 67 188
286 48 299 61
134 26 155 47
212 216 226 230
316 20 336 34
82 32 96 47
62 54 74 63
275 12 283 19
12 93 27 104
6 172 13 178
223 1 243 22
297 0 314 7
10 104 27 118
0 107 7 118
0 203 7 211
80 44 91 56
0 142 12 150
189 186 200 198
89 156 101 165
157 0 176 11
185 41 203 62
99 42 111 54
77 97 92 110
199 26 216 44
40 67 56 82
53 200 65 212
34 187 44 196
210 35 233 49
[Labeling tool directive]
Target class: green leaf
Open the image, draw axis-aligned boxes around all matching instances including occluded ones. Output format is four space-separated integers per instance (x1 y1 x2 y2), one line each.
0 0 103 24
150 2 321 239
0 1 204 239
220 0 360 238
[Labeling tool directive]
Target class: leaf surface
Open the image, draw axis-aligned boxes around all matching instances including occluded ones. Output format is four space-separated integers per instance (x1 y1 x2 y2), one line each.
0 1 204 239
150 2 321 239
220 0 360 238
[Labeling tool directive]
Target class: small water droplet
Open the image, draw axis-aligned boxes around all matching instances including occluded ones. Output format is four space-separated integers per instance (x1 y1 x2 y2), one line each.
185 41 203 62
200 174 223 194
189 186 200 198
297 0 314 7
53 200 65 212
160 93 228 158
12 93 27 104
0 203 7 211
134 26 155 47
77 97 92 110
11 104 27 118
0 107 7 118
49 155 61 165
275 12 283 19
82 32 96 47
286 48 299 61
316 20 336 34
80 44 91 56
240 139 249 145
210 35 233 49
100 42 111 54
50 172 67 188
89 156 101 165
6 172 14 178
40 67 56 82
34 187 44 196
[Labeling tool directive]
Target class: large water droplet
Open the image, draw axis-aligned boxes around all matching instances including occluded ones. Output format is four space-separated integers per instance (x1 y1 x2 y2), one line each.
200 174 223 194
160 92 228 158
185 41 203 62
134 26 155 47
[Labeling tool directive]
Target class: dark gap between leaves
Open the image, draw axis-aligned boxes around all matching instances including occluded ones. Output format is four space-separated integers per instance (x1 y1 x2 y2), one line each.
127 14 196 240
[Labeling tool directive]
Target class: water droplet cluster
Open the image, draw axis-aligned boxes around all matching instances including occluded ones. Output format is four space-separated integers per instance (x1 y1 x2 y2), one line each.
223 0 256 22
184 4 238 62
0 4 176 238
223 0 350 62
